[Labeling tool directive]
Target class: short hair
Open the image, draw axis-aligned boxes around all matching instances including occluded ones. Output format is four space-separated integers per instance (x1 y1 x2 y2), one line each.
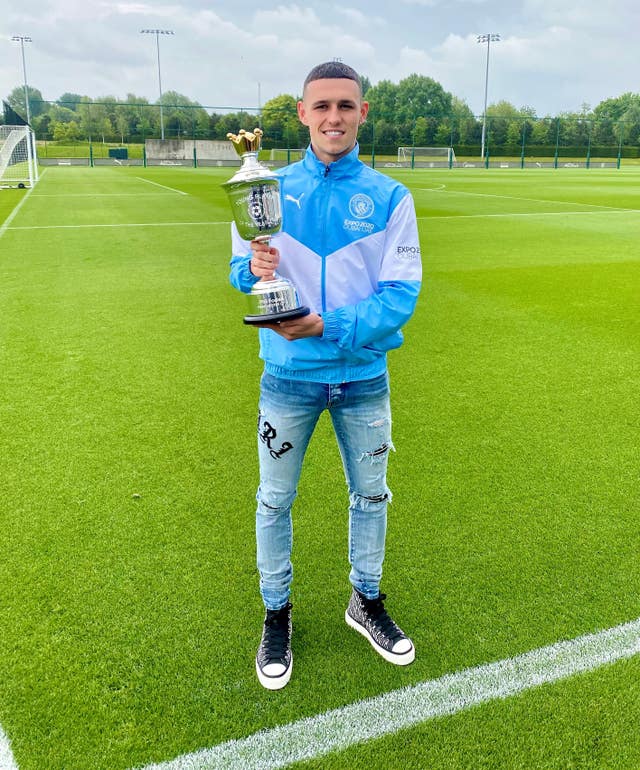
303 62 362 95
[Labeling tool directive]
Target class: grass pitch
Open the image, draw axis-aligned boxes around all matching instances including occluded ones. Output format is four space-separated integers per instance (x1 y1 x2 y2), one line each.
0 165 639 769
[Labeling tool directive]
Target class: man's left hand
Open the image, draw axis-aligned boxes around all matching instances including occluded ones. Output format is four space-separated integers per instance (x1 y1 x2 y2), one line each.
257 313 324 340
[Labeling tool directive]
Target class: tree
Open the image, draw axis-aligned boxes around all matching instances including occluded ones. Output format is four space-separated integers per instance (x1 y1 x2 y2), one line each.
7 84 45 120
48 104 77 124
52 119 81 142
485 100 521 147
396 74 453 122
530 117 555 146
365 80 398 124
594 93 640 147
159 90 209 139
372 119 397 147
76 98 111 141
214 111 256 140
261 94 299 146
57 93 83 110
449 96 477 145
616 102 640 146
413 116 429 146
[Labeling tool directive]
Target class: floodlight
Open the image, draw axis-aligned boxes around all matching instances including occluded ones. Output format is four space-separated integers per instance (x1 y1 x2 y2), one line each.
140 29 175 140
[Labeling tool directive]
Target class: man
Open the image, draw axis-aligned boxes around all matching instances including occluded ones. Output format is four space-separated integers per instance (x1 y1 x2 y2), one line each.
229 61 422 690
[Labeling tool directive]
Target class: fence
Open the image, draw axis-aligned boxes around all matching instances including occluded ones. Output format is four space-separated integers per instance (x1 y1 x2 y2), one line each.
13 100 639 169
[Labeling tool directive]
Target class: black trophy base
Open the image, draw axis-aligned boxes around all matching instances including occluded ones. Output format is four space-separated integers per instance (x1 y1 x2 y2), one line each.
243 306 310 326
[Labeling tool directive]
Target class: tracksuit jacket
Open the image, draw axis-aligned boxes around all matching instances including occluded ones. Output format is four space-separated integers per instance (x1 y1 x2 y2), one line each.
229 143 422 384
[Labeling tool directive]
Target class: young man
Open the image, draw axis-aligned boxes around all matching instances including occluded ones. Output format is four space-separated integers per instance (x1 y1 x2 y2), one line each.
229 61 422 690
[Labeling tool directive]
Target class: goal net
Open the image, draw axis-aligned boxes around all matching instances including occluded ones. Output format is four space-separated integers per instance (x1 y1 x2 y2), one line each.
269 148 306 163
0 125 38 188
397 146 456 165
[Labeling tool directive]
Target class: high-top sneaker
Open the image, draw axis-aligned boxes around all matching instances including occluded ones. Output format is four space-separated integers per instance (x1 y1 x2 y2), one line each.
256 602 293 690
345 589 415 665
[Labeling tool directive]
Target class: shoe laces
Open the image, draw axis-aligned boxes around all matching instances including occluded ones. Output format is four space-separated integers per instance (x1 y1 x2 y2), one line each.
262 605 291 660
362 593 404 641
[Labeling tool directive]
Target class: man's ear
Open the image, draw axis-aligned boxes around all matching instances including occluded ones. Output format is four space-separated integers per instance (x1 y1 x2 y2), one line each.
297 100 309 126
359 101 369 124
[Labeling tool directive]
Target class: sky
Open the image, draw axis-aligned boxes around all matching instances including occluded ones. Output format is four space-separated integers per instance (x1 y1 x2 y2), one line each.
2 0 639 119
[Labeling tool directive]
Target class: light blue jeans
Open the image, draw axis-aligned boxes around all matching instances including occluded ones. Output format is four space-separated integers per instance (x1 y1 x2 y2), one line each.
256 371 393 610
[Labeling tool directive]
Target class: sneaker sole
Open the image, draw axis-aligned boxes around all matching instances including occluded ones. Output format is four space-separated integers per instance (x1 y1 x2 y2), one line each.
255 655 293 690
345 611 415 666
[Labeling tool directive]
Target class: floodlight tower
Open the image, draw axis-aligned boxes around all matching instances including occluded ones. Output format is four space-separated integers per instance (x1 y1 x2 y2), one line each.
11 35 33 125
140 29 174 141
477 32 500 160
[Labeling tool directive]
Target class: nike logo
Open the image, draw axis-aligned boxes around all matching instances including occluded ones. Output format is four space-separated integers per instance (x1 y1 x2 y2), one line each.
285 193 305 209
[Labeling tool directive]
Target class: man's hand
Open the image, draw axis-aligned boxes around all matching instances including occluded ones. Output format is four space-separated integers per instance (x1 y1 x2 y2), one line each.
250 238 279 280
257 313 324 340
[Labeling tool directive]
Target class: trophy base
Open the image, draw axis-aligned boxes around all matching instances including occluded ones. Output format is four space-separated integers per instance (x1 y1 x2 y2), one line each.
243 306 310 325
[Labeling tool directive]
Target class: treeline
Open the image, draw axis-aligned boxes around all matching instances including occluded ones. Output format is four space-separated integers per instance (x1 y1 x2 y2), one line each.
4 75 640 151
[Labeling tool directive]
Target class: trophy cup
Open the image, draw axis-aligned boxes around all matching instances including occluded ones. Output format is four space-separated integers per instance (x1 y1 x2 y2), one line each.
223 128 309 325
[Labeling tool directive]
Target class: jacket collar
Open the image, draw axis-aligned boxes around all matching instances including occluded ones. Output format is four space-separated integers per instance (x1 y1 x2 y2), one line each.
302 143 361 178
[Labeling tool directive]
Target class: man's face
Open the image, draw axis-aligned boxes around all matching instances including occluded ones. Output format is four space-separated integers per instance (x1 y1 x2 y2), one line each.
297 78 369 165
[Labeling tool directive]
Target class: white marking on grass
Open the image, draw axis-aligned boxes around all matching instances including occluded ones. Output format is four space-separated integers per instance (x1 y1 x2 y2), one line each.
135 177 188 195
137 615 640 770
5 222 230 231
416 185 640 213
7 208 635 232
0 180 40 241
0 724 18 770
30 193 181 198
419 209 638 221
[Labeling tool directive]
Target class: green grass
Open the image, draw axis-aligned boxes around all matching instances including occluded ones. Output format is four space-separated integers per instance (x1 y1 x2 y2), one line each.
0 165 639 769
36 142 145 159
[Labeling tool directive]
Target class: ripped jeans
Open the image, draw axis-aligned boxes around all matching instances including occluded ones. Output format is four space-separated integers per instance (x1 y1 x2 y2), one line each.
256 371 393 610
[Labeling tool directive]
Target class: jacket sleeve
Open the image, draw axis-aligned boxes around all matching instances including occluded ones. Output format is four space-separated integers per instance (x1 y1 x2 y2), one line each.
321 193 422 352
229 223 260 293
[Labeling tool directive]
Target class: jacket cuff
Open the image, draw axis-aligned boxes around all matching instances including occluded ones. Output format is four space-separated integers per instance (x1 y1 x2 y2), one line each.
321 311 342 342
239 260 261 292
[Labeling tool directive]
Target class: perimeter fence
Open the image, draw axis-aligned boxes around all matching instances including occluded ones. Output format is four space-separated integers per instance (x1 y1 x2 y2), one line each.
11 99 640 169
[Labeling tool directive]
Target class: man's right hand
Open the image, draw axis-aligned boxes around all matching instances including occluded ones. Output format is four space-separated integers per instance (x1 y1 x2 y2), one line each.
250 239 280 280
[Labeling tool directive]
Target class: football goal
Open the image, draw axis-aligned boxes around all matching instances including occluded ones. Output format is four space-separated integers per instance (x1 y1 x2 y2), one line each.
0 125 39 188
269 148 306 163
397 146 456 165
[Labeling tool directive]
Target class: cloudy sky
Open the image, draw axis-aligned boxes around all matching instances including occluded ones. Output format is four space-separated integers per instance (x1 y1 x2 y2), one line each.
2 0 639 118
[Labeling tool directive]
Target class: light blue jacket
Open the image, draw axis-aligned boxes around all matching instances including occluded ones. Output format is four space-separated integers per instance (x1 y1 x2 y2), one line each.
229 144 422 383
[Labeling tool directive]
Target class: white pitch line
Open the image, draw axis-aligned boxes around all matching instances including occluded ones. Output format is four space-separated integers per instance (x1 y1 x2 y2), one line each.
0 176 42 241
30 192 182 198
5 221 230 231
134 177 188 196
0 724 18 770
418 209 638 221
415 185 640 213
137 615 640 770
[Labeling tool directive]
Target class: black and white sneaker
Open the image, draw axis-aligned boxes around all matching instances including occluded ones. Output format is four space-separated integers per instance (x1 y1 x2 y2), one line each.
345 589 415 665
256 602 293 690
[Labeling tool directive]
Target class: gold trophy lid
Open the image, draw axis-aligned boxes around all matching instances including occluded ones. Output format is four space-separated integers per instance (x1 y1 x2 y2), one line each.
224 127 277 186
226 128 263 156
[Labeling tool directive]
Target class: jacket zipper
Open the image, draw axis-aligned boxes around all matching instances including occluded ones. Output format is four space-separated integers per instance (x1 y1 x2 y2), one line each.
320 165 331 312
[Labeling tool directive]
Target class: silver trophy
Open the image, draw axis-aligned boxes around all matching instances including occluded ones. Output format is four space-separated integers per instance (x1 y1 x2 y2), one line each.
223 128 309 325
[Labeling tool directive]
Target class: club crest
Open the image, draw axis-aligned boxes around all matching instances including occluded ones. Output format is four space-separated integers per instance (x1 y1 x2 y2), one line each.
349 193 375 219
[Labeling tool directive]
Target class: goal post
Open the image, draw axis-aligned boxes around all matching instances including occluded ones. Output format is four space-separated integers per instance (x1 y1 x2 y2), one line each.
397 146 456 167
0 125 39 188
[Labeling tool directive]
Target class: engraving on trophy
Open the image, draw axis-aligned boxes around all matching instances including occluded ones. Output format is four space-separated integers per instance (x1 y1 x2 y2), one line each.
223 128 309 325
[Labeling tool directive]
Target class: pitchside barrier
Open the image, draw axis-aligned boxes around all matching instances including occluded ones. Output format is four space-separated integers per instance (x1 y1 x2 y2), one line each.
34 138 625 171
